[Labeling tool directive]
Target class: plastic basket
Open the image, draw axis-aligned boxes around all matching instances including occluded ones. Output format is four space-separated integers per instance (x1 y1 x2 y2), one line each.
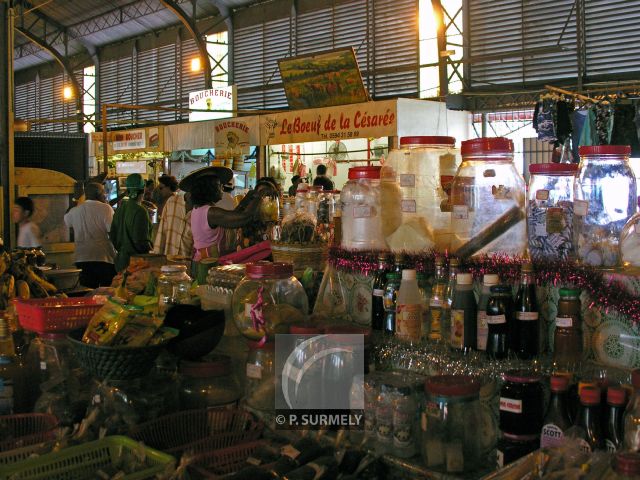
130 408 263 455
0 436 174 480
0 442 56 465
189 440 268 479
67 330 166 381
16 297 103 334
0 414 58 453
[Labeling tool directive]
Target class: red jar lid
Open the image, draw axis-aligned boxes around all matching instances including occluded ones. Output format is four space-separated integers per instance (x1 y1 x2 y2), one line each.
179 355 231 378
503 369 542 384
579 145 631 156
461 137 513 156
529 163 579 175
607 386 626 406
245 261 293 279
400 136 456 147
290 324 323 335
348 166 381 180
550 375 569 392
633 369 640 389
615 452 640 476
425 375 481 397
580 386 601 405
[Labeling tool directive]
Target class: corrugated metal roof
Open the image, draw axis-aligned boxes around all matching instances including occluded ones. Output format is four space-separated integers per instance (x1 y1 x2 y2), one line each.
14 0 256 71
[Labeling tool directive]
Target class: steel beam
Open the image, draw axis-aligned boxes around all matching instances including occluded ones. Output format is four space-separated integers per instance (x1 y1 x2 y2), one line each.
159 0 212 88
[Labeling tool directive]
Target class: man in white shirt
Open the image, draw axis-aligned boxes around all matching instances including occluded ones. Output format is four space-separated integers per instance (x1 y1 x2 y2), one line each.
64 182 117 288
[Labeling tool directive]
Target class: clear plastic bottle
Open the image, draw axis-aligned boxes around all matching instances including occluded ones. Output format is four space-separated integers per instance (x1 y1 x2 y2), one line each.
450 273 476 351
476 273 499 351
395 269 422 343
157 264 192 315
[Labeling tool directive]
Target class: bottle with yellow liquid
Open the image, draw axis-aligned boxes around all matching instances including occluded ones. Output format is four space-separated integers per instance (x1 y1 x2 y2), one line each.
428 256 448 341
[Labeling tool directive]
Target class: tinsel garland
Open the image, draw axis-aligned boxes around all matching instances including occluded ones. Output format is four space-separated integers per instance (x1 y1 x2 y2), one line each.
327 246 640 325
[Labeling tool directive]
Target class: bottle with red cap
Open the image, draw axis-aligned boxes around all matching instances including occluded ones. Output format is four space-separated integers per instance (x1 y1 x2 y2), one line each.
605 386 627 452
572 386 603 452
540 375 572 448
384 136 460 251
450 137 526 258
624 369 640 451
574 145 637 268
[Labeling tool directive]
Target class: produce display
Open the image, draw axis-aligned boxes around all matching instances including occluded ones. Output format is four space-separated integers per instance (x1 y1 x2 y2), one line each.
0 251 58 308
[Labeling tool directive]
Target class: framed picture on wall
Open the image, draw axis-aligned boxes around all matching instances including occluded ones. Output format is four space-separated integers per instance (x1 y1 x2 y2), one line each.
278 47 369 110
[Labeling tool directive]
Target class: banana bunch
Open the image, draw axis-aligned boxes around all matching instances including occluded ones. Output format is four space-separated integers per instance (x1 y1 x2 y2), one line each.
0 274 14 310
0 252 58 308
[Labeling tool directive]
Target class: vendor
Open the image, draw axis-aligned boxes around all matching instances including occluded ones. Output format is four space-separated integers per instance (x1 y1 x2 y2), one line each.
179 166 276 261
109 173 153 272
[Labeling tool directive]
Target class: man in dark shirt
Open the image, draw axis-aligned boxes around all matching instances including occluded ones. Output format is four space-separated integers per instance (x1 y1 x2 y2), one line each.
312 164 334 191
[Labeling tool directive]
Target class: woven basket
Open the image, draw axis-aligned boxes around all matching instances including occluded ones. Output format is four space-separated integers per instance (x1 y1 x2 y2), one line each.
129 408 263 456
67 330 166 381
270 243 327 272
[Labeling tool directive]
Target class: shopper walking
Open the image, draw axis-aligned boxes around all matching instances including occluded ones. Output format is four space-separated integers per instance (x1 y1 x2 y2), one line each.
109 173 153 272
13 196 42 249
64 182 117 288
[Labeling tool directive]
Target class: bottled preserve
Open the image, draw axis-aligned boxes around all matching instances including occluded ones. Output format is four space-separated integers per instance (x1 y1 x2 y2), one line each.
371 254 389 331
416 273 430 340
554 288 583 368
476 273 499 351
540 375 572 448
485 285 514 360
383 273 401 335
395 270 422 342
500 370 544 437
514 263 539 359
574 386 603 452
450 273 477 350
605 386 626 452
442 257 459 343
429 256 448 341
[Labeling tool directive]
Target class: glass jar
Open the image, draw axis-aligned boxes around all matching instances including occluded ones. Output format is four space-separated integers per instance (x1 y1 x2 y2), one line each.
450 138 526 257
317 190 335 225
179 355 241 410
421 375 484 474
341 166 401 251
158 265 192 315
282 324 323 410
619 198 640 268
527 163 579 261
574 145 637 268
259 196 280 223
554 288 583 369
245 343 276 412
385 136 460 251
232 262 308 343
499 370 544 437
32 333 75 383
295 184 310 211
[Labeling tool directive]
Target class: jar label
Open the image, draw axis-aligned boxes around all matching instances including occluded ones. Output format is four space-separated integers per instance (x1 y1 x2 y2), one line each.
556 316 573 328
40 361 47 371
393 409 414 447
499 397 522 414
401 199 417 213
516 312 539 321
450 309 465 348
540 423 564 448
477 312 488 351
452 205 469 220
353 206 372 218
396 303 422 341
429 307 442 336
244 303 255 318
536 189 550 201
399 174 416 187
246 363 263 379
487 314 506 325
574 199 589 216
546 207 565 234
281 444 301 460
373 289 384 297
483 169 496 178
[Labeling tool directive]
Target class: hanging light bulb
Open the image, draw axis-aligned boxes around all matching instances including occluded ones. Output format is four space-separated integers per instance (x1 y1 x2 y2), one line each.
191 57 201 72
63 86 74 99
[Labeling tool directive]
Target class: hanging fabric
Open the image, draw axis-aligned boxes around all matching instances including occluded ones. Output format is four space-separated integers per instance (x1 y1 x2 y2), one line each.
579 107 599 147
611 102 640 155
555 100 574 146
595 103 614 145
535 98 557 143
572 109 588 160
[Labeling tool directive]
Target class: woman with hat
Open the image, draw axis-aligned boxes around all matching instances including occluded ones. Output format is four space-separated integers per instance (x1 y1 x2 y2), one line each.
179 166 276 262
109 173 153 272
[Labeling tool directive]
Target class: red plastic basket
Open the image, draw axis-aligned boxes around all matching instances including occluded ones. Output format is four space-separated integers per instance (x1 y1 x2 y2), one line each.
15 297 103 334
0 414 58 453
129 408 263 456
189 440 269 479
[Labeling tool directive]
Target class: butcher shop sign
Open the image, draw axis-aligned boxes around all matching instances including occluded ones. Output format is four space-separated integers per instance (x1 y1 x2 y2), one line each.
189 86 236 122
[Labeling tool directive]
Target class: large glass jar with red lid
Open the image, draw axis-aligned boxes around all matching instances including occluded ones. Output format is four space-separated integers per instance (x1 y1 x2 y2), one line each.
527 163 579 261
450 137 526 257
178 354 241 410
421 375 487 474
384 136 460 251
341 166 401 251
574 145 637 268
232 262 308 343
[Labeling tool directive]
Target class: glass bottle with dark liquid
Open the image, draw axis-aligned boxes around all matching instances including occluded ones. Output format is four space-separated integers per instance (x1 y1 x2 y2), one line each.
486 285 514 360
514 263 539 359
371 254 389 331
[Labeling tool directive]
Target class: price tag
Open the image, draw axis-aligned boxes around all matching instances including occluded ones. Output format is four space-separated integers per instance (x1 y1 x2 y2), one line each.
486 314 506 324
93 394 101 405
536 189 550 201
452 205 469 220
373 289 384 297
40 361 47 371
556 316 573 328
353 206 372 218
574 200 589 216
281 445 301 459
246 363 263 379
516 312 539 321
546 208 565 234
401 199 417 213
399 174 415 187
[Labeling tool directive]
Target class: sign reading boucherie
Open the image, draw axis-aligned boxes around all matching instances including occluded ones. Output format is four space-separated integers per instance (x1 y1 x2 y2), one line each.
112 129 146 151
261 99 397 144
189 86 236 122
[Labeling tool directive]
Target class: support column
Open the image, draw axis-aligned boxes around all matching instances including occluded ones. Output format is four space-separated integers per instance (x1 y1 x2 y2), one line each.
0 3 15 248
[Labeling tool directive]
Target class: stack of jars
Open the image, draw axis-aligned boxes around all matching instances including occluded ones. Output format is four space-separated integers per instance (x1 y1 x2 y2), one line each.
450 138 527 257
